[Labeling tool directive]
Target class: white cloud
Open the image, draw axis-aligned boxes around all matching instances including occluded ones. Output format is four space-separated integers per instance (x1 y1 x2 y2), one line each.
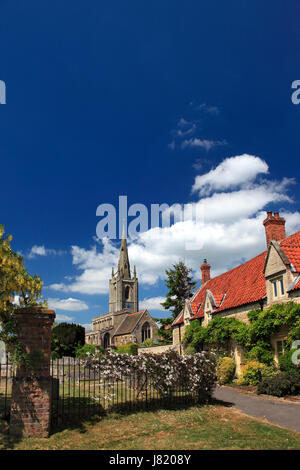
28 245 65 259
28 245 47 258
48 298 89 311
181 138 226 151
140 296 166 311
55 314 75 323
194 103 220 114
49 155 300 295
192 154 269 195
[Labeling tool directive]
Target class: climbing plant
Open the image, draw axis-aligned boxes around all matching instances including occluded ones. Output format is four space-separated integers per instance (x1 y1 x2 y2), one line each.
183 302 300 365
0 225 44 363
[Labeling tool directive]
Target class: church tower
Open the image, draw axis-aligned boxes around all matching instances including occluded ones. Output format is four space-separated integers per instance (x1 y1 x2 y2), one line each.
109 228 139 313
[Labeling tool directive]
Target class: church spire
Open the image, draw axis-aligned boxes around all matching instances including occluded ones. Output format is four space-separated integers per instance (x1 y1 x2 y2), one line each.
118 224 131 279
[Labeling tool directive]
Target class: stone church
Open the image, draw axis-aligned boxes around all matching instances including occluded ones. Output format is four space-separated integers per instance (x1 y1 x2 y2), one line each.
85 229 158 349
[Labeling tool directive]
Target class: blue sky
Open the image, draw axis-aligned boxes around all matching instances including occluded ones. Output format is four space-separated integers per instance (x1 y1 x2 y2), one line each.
1 1 300 328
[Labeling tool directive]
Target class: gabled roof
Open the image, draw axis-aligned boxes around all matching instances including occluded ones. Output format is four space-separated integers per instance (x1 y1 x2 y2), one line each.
287 275 300 293
191 229 300 319
113 309 147 336
280 231 300 272
192 251 267 319
172 311 184 326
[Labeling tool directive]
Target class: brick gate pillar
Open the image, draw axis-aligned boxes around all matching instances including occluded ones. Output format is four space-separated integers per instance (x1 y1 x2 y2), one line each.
9 306 55 438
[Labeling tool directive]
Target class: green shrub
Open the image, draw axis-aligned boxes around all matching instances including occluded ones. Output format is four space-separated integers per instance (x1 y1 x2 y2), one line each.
257 369 300 397
237 360 274 386
116 342 138 355
216 357 236 384
184 344 196 355
142 338 154 347
278 349 299 372
75 343 99 358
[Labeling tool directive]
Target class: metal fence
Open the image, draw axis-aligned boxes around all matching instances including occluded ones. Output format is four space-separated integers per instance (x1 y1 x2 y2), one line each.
50 357 194 426
0 356 15 421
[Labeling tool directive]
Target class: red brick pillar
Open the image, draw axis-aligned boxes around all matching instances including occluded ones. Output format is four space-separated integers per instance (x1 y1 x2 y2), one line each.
10 306 55 438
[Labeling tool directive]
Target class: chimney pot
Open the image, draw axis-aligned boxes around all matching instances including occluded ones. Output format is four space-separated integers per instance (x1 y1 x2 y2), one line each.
201 258 211 284
263 211 286 249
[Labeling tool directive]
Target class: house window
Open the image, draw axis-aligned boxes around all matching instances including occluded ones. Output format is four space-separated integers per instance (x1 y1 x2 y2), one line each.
272 277 284 298
276 340 287 356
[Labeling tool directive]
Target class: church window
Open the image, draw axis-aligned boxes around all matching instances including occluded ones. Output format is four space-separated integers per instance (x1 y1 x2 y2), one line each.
125 285 130 300
103 333 110 349
142 322 151 342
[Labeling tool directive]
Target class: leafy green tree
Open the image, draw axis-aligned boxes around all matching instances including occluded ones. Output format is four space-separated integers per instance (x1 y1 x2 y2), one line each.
161 260 197 319
0 225 44 357
51 322 85 358
153 317 174 344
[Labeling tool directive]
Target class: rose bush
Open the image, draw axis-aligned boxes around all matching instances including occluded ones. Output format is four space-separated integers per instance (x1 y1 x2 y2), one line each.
83 349 217 402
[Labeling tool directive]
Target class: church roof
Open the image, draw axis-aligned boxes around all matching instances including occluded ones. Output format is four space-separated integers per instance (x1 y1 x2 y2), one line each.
113 310 147 336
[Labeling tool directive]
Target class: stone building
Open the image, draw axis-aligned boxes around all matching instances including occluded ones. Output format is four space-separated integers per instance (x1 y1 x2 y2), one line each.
85 230 157 348
172 211 300 371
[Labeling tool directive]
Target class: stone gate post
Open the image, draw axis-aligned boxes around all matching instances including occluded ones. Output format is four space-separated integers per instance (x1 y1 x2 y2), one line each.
9 306 55 438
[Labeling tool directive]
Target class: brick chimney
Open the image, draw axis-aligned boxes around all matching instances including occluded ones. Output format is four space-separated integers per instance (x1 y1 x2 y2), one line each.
263 211 286 249
201 259 211 284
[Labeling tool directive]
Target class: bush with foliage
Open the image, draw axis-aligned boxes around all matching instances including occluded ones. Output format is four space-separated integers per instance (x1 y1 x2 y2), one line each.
75 343 101 358
116 342 139 355
216 357 236 384
237 360 276 386
83 349 217 401
278 348 299 372
51 322 85 358
257 369 300 397
142 338 154 347
183 302 300 367
183 316 249 355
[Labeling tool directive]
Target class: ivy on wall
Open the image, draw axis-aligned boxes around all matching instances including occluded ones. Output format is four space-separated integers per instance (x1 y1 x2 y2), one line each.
183 302 300 365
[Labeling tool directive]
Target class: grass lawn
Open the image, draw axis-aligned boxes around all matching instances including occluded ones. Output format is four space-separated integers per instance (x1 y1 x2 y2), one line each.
1 403 300 450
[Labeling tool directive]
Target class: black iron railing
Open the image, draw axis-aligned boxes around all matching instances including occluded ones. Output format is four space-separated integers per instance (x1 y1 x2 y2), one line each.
50 357 194 425
0 356 14 421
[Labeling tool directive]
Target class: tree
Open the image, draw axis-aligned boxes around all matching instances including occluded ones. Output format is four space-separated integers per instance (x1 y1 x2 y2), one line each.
161 260 197 319
0 225 43 356
154 317 173 343
51 322 85 358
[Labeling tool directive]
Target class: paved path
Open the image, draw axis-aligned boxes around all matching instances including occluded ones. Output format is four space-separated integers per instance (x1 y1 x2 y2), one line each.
213 386 300 433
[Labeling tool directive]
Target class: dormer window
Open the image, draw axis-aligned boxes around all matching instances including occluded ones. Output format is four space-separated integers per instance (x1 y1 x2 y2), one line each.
272 277 284 298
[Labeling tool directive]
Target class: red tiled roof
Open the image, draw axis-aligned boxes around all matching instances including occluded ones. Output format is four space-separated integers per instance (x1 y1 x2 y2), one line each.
190 229 300 319
191 303 201 315
172 312 184 326
288 276 300 292
212 293 225 308
280 230 300 272
192 251 267 318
